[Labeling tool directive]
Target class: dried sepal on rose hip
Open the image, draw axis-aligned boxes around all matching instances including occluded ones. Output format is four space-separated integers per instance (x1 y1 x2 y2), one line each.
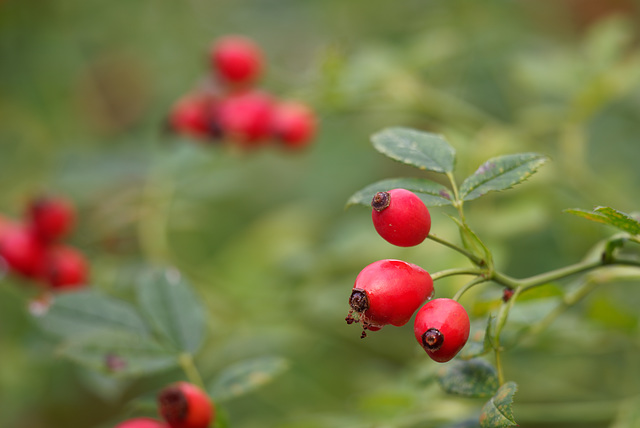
346 259 434 338
371 189 431 247
413 298 470 363
115 418 169 428
158 381 214 428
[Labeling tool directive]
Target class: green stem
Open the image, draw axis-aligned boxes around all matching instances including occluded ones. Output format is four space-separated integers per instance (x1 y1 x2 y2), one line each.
179 353 206 390
452 276 489 301
427 233 484 266
495 347 505 386
431 267 482 282
446 171 466 224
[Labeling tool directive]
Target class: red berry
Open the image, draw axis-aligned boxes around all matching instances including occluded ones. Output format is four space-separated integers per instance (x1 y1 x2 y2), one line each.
158 382 214 428
271 101 317 149
414 298 470 363
211 35 263 87
346 259 434 336
215 91 273 146
44 245 89 290
0 224 46 279
115 418 168 428
371 189 431 247
28 196 75 243
168 94 217 140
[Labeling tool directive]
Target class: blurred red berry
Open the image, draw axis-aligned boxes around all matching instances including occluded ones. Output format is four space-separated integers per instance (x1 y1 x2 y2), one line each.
271 101 317 149
115 418 168 428
168 94 217 140
28 196 75 243
0 224 46 279
211 35 263 87
158 382 214 428
44 245 89 290
215 90 274 146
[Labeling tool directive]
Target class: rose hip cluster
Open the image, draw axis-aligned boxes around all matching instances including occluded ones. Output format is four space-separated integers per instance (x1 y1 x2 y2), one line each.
346 189 470 363
0 195 88 291
116 382 214 428
168 35 317 150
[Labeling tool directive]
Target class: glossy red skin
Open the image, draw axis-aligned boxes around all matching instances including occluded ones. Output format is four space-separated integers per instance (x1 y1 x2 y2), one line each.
215 91 273 145
271 101 317 149
353 259 433 327
169 94 216 140
28 196 75 243
211 35 263 86
414 298 470 363
159 382 214 428
115 418 168 428
372 189 431 247
0 224 46 279
45 245 88 290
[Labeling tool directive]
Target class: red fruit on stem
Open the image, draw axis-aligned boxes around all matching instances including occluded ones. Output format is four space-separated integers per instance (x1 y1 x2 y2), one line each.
414 298 470 363
371 189 431 247
211 35 263 87
45 245 89 290
215 91 273 146
168 94 217 140
346 259 434 336
271 101 317 149
115 418 168 428
0 224 46 279
158 382 214 428
28 196 75 243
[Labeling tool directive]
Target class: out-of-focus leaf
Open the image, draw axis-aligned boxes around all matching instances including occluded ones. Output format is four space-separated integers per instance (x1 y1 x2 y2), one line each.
438 359 499 398
459 317 494 360
37 290 150 341
209 356 289 402
59 333 178 377
346 177 453 208
460 153 548 201
479 381 518 428
565 206 640 236
371 127 456 173
137 268 206 354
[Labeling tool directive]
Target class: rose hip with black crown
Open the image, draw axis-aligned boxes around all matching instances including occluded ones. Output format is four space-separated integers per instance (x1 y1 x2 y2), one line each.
346 259 433 338
158 382 214 428
371 188 431 247
414 298 470 363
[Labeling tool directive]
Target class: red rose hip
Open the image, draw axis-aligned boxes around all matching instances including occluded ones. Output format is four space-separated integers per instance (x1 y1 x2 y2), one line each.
414 298 470 363
168 94 217 140
45 245 89 290
28 195 75 243
0 224 46 279
346 259 434 337
211 35 263 87
215 90 273 146
116 418 168 428
371 189 431 247
271 101 317 149
158 382 214 428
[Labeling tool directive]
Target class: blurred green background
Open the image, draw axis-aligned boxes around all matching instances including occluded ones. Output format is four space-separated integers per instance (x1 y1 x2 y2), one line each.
2 1 640 427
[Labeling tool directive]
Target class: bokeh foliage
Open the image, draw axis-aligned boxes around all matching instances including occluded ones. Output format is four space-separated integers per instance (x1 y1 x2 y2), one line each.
2 1 640 427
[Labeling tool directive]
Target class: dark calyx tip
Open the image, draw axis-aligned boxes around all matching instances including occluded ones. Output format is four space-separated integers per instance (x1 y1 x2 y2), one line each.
349 288 369 313
421 328 444 351
371 191 390 212
158 386 187 422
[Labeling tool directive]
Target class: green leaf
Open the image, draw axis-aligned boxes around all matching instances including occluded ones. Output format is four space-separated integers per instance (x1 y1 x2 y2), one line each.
371 127 456 173
59 333 178 377
346 178 453 208
37 290 150 341
137 268 207 354
209 356 289 402
460 153 548 201
565 206 640 236
437 359 499 398
479 381 518 428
